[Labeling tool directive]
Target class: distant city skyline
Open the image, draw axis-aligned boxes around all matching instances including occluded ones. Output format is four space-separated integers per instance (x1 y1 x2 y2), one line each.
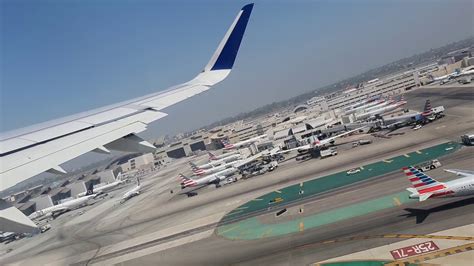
2 0 473 139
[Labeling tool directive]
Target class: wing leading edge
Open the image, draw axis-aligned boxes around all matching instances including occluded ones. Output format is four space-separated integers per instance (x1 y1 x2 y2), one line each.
0 3 254 193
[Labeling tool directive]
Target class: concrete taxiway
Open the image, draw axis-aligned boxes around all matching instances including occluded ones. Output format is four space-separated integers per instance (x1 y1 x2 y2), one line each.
1 85 473 265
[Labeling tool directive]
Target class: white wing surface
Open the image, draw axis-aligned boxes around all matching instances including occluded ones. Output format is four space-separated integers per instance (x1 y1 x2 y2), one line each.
444 169 474 177
1 4 254 192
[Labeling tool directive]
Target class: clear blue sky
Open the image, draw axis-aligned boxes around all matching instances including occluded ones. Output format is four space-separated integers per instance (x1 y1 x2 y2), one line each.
2 0 472 138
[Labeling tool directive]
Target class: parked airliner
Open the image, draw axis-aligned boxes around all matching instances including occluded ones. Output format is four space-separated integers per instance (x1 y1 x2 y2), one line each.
221 134 267 150
180 168 237 188
29 184 96 220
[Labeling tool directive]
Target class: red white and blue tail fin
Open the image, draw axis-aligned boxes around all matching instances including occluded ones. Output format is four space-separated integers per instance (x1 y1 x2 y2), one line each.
179 173 197 187
208 151 217 160
221 139 234 149
422 99 433 116
189 162 205 175
403 166 446 201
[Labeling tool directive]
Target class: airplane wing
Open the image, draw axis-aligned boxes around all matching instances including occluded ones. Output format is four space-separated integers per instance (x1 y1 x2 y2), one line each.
0 4 254 192
444 169 474 177
233 153 265 168
319 126 365 146
0 200 38 233
269 144 312 155
51 206 70 216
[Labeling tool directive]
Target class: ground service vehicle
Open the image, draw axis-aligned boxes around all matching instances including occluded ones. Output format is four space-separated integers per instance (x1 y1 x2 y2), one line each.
461 133 474 145
352 139 372 147
296 153 313 161
414 159 441 172
347 168 361 175
320 149 338 158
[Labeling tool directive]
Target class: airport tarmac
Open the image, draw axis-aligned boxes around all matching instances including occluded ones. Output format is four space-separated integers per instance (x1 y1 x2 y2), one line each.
1 85 473 265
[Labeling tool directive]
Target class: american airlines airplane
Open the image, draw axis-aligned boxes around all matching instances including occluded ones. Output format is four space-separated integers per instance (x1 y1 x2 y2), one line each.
190 153 260 176
28 184 96 220
404 167 474 201
363 98 394 112
190 161 232 176
179 167 237 189
356 98 407 121
0 3 254 233
343 95 381 111
382 100 433 128
221 134 268 150
193 153 242 170
208 151 239 161
274 127 364 155
344 99 384 115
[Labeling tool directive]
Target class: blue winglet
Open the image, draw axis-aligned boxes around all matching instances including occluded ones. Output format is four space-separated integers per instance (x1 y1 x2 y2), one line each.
210 3 254 70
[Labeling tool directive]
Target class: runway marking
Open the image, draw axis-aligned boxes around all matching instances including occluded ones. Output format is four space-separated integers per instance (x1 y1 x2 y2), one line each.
360 166 364 170
385 242 474 265
445 147 454 151
252 198 263 201
383 159 393 163
299 222 304 232
234 206 248 211
220 225 240 234
224 210 243 216
403 154 410 158
392 197 402 206
435 125 447 129
297 234 474 251
416 150 422 154
275 190 282 194
272 197 284 203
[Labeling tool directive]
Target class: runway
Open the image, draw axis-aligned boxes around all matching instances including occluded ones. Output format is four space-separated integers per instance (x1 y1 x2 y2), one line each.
123 147 474 266
1 85 473 265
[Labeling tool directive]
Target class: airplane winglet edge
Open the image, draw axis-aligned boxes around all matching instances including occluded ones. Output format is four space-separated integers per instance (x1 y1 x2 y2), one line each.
203 3 254 73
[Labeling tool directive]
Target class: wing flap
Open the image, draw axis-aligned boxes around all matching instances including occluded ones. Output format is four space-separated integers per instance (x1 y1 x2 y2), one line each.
76 107 139 125
0 110 167 190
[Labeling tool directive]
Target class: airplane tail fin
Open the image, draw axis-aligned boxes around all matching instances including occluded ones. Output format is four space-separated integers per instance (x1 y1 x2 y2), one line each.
179 173 197 187
86 182 94 195
422 99 433 116
202 4 254 73
208 151 217 160
115 172 123 181
402 167 446 201
189 162 205 175
221 139 234 149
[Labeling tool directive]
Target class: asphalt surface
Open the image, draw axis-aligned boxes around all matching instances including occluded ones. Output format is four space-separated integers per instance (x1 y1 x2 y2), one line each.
125 85 474 266
1 85 473 265
125 147 474 266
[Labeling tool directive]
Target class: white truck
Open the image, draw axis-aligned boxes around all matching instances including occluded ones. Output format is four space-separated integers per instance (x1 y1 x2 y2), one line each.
320 148 338 159
461 133 474 146
352 139 372 147
415 159 442 172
